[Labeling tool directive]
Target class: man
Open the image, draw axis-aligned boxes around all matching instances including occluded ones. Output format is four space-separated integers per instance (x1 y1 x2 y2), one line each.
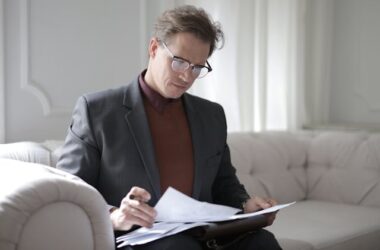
57 5 282 250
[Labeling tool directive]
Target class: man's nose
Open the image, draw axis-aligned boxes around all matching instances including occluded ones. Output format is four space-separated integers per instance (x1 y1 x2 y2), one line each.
180 68 195 82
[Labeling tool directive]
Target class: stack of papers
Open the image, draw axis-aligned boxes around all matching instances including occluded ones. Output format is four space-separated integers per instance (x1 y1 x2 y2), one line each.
116 187 295 248
116 221 210 247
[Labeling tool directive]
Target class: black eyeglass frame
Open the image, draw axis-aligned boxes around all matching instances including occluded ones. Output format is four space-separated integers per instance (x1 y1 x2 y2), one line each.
160 41 213 78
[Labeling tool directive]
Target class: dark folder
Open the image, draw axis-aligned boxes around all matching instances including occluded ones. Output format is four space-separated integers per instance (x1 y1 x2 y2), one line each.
187 214 268 241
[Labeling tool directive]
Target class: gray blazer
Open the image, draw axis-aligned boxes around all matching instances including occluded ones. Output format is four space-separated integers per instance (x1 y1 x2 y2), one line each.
57 77 249 208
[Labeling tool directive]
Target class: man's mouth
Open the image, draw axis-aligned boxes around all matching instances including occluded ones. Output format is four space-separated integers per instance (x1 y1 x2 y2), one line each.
172 81 188 88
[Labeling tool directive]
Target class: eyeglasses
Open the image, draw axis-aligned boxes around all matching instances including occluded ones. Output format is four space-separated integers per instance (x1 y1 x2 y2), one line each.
161 42 212 79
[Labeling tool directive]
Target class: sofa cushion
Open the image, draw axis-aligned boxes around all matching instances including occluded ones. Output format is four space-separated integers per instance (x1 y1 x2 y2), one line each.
228 132 310 203
307 132 380 208
267 200 380 250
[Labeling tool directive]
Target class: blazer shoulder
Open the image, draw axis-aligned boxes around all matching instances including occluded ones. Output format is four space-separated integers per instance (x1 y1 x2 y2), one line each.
185 93 224 112
81 85 126 106
186 93 223 109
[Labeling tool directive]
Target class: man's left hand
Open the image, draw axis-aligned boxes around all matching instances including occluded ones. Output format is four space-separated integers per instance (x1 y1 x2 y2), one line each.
243 196 278 226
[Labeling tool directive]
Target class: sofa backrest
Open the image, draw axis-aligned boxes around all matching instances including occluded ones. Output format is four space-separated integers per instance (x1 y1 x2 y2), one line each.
228 131 380 208
0 140 63 167
3 131 380 208
307 131 380 208
0 142 52 166
228 131 311 204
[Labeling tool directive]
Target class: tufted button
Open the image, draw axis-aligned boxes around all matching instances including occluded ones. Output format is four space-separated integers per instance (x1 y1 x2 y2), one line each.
249 168 254 175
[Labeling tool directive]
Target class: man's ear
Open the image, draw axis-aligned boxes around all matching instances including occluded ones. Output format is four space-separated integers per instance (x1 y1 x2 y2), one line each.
148 37 159 58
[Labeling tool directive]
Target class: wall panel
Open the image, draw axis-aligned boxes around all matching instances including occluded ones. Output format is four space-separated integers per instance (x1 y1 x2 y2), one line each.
5 0 146 142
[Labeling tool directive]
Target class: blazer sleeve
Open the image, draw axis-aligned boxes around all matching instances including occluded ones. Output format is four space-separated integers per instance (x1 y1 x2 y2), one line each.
212 144 250 209
210 105 250 209
56 96 101 187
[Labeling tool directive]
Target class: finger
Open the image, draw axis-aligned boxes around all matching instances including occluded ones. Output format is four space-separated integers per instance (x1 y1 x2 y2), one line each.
125 206 156 227
128 215 154 228
254 196 272 209
128 186 151 202
266 198 278 206
114 209 154 230
119 198 157 223
127 199 157 218
243 198 264 213
125 211 154 228
120 187 152 208
117 202 156 229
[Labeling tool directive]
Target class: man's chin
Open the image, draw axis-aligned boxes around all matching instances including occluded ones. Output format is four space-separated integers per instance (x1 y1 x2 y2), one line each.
165 88 186 99
167 93 183 99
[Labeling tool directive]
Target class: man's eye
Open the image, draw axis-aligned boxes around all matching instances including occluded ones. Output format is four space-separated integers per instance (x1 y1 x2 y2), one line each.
174 58 186 64
194 65 205 70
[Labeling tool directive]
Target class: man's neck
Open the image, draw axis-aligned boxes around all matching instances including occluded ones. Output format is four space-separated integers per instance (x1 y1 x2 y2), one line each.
143 68 162 97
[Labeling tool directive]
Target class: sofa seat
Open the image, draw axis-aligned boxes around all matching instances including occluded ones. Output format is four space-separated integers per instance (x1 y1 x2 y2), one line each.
268 200 380 250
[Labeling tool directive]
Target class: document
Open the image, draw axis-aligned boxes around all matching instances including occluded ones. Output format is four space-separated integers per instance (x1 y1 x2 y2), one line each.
155 187 241 222
116 221 210 248
117 187 295 248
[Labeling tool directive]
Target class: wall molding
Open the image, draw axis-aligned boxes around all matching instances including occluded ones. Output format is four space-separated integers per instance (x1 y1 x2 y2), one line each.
0 0 5 142
20 0 70 116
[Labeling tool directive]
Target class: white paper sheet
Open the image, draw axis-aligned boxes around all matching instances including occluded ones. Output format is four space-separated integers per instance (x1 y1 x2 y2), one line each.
154 187 241 222
229 202 296 220
117 187 296 248
117 221 210 247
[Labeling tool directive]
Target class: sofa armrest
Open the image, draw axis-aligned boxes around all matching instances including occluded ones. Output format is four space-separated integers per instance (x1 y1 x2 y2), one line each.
0 159 114 250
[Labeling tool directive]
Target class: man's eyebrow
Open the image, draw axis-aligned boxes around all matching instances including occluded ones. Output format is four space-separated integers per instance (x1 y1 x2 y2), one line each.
174 55 206 67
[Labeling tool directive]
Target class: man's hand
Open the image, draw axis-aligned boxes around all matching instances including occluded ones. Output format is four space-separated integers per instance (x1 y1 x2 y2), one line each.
110 186 157 231
243 196 278 226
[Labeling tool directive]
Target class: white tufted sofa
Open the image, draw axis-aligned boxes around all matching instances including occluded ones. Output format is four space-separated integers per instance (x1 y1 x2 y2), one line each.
228 131 380 250
2 131 380 250
0 141 114 250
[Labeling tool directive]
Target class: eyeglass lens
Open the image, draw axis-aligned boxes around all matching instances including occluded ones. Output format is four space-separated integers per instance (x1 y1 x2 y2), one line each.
171 59 208 78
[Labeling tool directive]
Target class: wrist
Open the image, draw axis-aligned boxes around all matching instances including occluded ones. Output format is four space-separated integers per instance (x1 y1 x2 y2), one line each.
110 207 123 230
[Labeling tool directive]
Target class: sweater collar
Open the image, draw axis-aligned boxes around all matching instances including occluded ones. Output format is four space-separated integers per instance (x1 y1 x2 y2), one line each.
138 70 180 113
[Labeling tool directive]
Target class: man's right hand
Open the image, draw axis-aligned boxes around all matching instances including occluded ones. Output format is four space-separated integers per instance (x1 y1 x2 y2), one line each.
110 186 157 231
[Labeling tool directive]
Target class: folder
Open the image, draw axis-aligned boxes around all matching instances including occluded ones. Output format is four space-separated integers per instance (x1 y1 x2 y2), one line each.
187 214 268 241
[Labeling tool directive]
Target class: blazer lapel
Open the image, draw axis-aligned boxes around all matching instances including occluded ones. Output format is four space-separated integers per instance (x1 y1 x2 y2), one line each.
183 94 206 200
122 80 161 201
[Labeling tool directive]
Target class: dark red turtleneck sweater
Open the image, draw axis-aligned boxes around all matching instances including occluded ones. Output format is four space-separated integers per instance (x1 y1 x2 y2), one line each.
139 72 194 196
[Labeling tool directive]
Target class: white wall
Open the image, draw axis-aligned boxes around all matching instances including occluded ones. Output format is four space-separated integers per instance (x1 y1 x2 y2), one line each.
3 0 149 142
328 0 380 128
2 0 380 143
0 0 5 142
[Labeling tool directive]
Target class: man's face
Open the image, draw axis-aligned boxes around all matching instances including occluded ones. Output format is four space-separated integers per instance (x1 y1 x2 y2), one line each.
147 32 211 99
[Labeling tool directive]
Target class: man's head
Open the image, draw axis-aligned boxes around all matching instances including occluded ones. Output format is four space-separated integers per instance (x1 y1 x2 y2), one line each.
144 5 224 99
154 5 224 57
